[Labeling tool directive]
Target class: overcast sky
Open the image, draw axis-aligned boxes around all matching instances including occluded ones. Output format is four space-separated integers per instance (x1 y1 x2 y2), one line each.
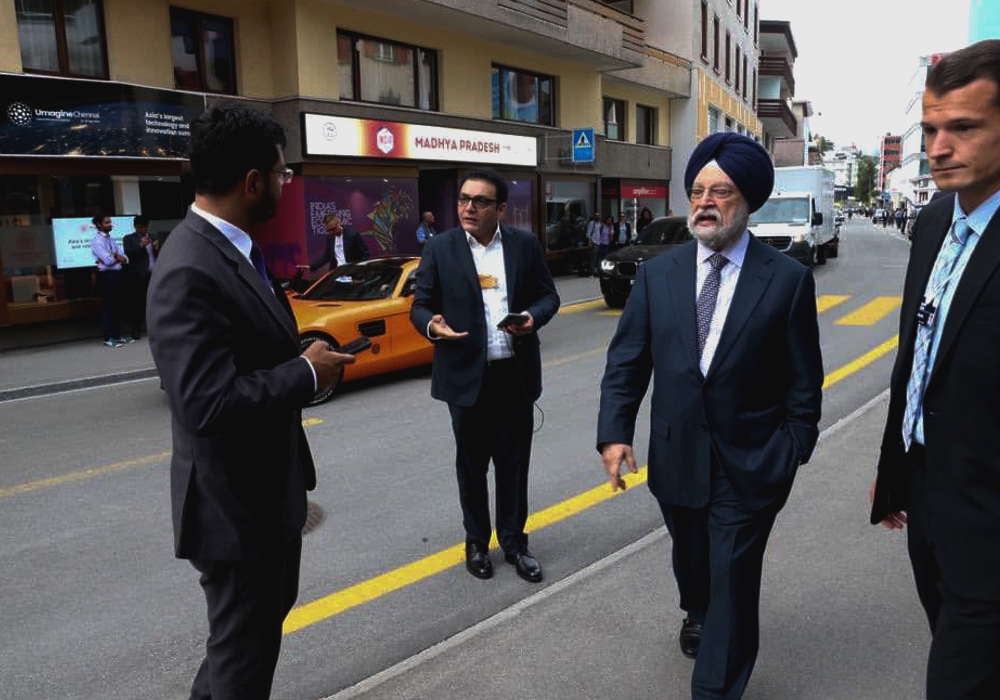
760 0 970 153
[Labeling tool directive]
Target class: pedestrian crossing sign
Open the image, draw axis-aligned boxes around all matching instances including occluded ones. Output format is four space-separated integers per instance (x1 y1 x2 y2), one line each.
572 128 594 163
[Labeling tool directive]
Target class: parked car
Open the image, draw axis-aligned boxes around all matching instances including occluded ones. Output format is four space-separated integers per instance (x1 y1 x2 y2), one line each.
287 256 433 404
598 215 692 308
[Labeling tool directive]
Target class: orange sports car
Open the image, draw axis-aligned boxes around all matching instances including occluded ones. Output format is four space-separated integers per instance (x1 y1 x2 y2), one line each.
287 256 433 404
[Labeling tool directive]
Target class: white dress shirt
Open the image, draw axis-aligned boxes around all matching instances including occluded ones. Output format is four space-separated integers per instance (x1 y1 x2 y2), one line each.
467 225 514 361
696 231 749 375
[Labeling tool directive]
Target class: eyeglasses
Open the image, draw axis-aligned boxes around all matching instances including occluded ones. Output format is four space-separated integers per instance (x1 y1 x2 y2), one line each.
273 167 294 184
687 186 735 202
458 194 497 210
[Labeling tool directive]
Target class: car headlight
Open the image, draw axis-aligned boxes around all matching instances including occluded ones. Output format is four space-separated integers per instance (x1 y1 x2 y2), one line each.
600 259 616 272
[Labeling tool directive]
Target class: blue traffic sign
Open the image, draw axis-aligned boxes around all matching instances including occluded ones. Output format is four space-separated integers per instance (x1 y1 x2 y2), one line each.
572 127 594 163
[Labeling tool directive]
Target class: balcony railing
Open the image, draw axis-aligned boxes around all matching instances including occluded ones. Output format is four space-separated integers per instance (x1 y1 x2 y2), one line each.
757 98 797 136
758 56 794 95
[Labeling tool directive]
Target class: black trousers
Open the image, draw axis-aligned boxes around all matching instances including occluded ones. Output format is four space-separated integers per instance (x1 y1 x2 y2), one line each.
906 446 1000 700
122 273 150 339
188 536 302 700
447 359 534 554
658 465 780 700
97 270 122 341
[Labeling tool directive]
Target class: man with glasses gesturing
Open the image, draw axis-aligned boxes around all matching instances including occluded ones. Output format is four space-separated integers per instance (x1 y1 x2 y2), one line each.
597 133 823 700
410 168 559 583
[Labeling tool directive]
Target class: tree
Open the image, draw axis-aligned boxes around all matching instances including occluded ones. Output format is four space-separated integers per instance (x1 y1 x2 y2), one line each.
814 134 835 152
855 155 878 204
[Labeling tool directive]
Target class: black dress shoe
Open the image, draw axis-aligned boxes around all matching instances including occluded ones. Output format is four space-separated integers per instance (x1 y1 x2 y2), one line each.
679 618 703 659
504 550 543 583
465 542 493 579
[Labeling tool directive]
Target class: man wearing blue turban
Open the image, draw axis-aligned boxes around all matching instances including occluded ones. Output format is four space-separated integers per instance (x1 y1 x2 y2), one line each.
598 132 824 699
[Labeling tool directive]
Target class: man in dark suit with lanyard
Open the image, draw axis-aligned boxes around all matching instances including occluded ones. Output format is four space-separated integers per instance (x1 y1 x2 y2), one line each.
307 212 369 272
147 103 354 700
410 167 559 583
871 40 1000 700
597 133 823 700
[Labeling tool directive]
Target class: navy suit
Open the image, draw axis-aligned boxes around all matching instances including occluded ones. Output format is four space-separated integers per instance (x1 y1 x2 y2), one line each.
410 224 559 553
148 209 317 700
309 228 369 270
598 234 823 699
872 192 1000 699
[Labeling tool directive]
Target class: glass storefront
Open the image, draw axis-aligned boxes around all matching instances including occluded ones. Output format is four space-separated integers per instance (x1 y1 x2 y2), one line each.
0 173 184 324
542 178 594 253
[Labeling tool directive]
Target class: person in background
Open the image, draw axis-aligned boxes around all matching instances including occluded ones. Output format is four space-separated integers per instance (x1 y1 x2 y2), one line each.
586 212 607 276
147 102 354 700
612 211 632 250
598 132 823 700
121 215 156 341
416 211 436 249
90 214 128 348
636 206 655 233
306 213 369 273
871 39 1000 700
409 167 560 585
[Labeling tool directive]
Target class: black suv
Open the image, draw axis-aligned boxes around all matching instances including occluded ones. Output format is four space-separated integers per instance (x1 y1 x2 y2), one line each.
599 215 692 308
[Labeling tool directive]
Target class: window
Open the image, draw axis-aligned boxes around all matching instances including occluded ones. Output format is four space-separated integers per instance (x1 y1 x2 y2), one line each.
700 2 708 62
707 105 721 134
337 31 438 110
753 3 759 45
725 116 734 132
636 105 656 145
16 0 108 78
170 8 236 93
742 55 748 100
599 0 634 11
713 16 720 72
603 97 626 141
492 65 554 126
744 0 750 29
725 32 731 83
734 50 740 91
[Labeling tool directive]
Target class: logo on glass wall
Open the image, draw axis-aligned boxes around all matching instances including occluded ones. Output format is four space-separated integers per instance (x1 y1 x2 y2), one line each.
376 126 394 155
6 102 33 126
323 121 338 140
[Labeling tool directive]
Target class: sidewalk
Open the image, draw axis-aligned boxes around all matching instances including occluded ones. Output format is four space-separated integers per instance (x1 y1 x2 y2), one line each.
0 274 601 402
318 392 924 700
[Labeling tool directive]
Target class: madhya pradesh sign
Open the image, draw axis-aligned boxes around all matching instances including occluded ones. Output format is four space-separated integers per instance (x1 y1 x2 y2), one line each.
303 114 537 167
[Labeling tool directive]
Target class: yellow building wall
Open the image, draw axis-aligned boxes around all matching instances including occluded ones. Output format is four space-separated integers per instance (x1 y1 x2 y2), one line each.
696 69 761 140
0 0 22 72
600 80 674 145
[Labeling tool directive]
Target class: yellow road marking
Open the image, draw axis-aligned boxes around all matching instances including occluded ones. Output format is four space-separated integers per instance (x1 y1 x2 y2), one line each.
834 296 902 326
0 418 325 500
283 466 650 634
816 294 850 314
598 309 623 316
558 299 606 315
823 336 898 389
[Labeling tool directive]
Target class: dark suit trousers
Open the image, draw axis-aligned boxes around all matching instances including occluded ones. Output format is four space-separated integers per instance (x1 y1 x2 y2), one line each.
447 359 533 554
97 270 122 341
122 273 150 338
188 536 302 700
906 446 1000 700
657 465 779 700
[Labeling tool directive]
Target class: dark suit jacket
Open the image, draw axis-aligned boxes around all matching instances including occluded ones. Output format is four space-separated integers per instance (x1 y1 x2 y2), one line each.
598 235 823 511
147 210 317 561
122 232 154 278
409 224 560 407
309 228 369 270
872 193 1000 598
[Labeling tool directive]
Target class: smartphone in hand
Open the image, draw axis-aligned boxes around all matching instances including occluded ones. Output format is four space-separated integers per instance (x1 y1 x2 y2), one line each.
497 313 529 330
337 336 373 355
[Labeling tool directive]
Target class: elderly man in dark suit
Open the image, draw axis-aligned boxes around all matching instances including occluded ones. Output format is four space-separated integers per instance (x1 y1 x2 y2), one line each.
871 40 1000 700
147 103 353 700
597 133 823 700
308 212 369 272
410 167 560 583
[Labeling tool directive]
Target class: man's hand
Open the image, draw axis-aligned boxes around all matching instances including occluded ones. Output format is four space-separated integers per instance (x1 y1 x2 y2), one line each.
601 443 637 492
301 341 356 389
869 477 907 530
500 312 534 336
429 314 469 340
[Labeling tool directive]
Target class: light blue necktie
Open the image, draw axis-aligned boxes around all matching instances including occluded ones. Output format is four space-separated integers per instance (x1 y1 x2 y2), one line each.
901 219 972 450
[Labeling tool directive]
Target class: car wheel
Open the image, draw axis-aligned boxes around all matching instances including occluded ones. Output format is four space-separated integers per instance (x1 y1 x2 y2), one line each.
604 292 628 309
816 241 827 265
826 240 839 259
300 332 343 406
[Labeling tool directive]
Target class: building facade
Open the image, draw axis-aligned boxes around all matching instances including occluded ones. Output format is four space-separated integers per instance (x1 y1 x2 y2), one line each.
878 133 902 191
0 0 692 329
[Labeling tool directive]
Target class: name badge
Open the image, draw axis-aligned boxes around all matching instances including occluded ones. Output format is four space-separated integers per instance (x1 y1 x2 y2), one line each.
479 273 498 290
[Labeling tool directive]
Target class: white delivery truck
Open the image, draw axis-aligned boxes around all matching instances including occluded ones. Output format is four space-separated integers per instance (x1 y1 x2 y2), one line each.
748 166 839 266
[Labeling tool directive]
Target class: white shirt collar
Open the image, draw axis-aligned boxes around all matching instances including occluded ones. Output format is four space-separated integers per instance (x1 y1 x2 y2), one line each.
697 229 750 268
190 203 254 262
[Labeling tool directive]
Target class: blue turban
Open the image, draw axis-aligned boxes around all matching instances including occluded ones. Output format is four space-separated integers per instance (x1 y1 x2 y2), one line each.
683 133 774 212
